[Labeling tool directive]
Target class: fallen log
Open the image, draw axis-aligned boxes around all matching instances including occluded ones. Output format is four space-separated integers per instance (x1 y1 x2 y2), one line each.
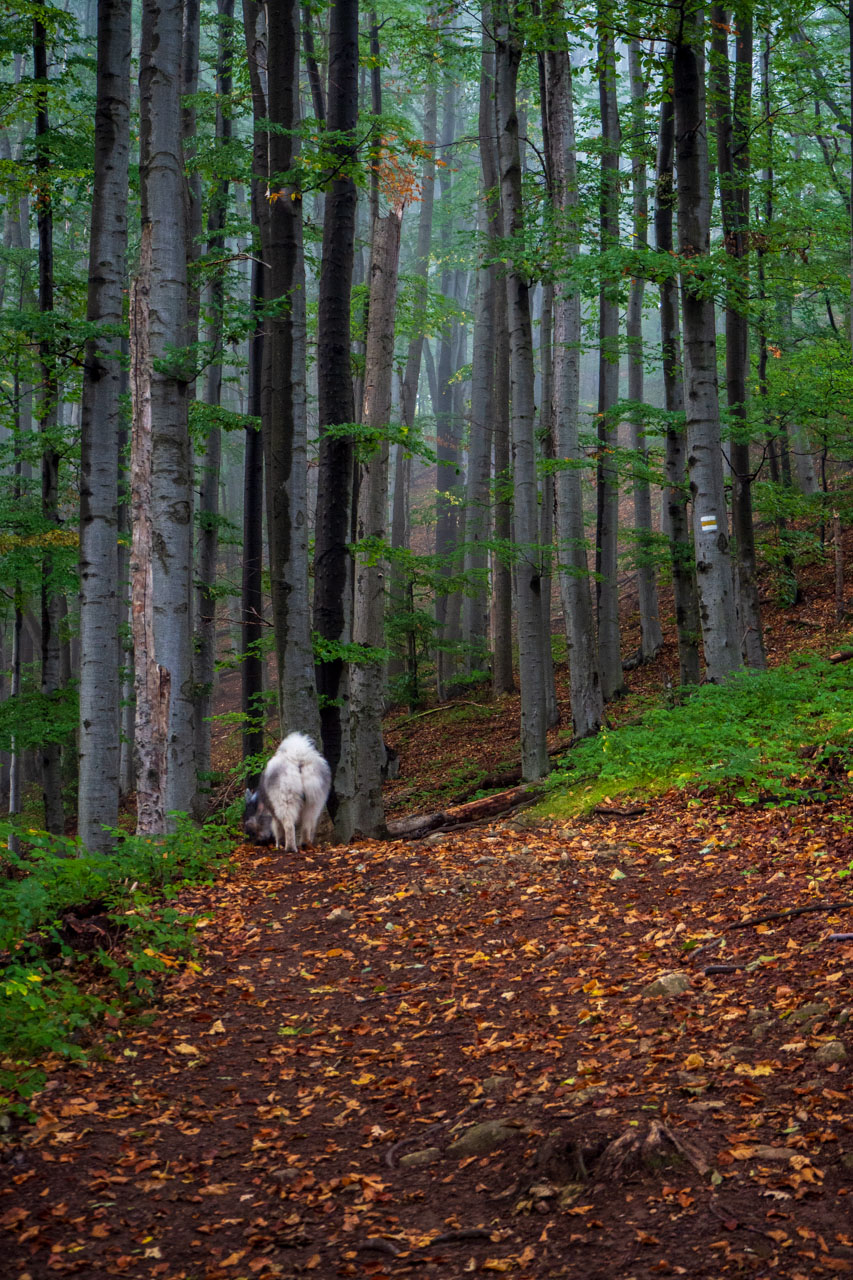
829 649 853 664
386 782 543 841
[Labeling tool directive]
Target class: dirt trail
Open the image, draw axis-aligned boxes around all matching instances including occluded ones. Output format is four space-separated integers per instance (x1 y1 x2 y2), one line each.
4 792 853 1279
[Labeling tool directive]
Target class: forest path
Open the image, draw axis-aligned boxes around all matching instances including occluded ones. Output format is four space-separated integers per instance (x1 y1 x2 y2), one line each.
5 793 853 1279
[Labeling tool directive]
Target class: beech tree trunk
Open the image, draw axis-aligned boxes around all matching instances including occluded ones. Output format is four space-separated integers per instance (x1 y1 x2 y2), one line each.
194 0 234 807
655 67 701 686
482 2 513 696
351 210 403 837
390 80 437 693
538 282 559 728
265 0 319 739
463 196 494 676
495 2 549 780
77 0 131 851
595 15 625 700
138 0 196 818
434 80 462 700
241 0 269 782
710 5 766 668
313 0 359 838
130 230 169 835
674 7 741 680
544 7 604 739
627 39 663 663
33 4 64 835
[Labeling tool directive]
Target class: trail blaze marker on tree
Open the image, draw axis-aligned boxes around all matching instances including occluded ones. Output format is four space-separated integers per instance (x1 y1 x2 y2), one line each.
699 514 718 534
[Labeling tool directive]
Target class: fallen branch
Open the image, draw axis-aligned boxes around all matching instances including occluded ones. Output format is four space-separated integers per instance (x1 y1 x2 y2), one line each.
829 648 853 664
729 901 848 930
394 700 492 729
592 805 647 818
386 783 544 841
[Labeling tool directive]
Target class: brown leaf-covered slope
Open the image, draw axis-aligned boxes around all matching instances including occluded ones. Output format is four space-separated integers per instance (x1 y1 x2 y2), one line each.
4 789 853 1280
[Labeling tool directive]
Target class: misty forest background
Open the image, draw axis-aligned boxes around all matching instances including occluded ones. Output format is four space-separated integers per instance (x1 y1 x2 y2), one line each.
1 0 852 852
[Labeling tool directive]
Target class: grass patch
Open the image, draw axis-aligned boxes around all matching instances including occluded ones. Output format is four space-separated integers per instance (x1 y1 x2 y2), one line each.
0 812 237 1117
540 656 853 818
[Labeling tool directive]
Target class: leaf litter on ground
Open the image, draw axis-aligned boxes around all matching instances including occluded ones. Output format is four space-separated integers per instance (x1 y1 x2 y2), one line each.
3 783 853 1280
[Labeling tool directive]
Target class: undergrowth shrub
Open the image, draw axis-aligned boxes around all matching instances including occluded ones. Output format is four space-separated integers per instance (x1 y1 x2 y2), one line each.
0 816 234 1117
545 657 853 814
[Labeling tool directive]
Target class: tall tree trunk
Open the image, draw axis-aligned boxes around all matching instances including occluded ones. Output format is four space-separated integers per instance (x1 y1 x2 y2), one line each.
351 210 402 836
627 39 663 663
674 4 741 681
138 0 196 819
710 4 766 668
463 197 494 676
495 1 549 780
266 0 319 739
33 2 64 834
78 0 131 851
434 80 460 701
482 3 513 695
538 281 559 727
242 262 266 783
194 0 234 808
313 0 359 839
242 0 269 782
655 64 701 686
544 7 604 738
130 231 169 835
389 80 437 693
595 13 625 700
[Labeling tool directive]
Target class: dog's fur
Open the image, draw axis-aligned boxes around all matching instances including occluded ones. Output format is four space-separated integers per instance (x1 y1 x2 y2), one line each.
244 733 332 852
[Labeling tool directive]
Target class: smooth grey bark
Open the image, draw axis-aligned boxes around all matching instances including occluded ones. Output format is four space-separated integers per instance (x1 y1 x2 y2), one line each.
655 69 701 686
595 15 625 700
710 5 765 668
495 2 549 780
313 0 359 839
242 261 266 781
77 0 130 852
351 210 402 837
673 5 741 680
543 12 604 739
434 80 462 700
138 0 196 818
627 39 663 663
241 0 269 781
538 282 559 727
389 80 437 693
130 229 168 834
193 0 234 809
463 196 494 676
265 0 319 739
33 4 64 834
481 3 513 695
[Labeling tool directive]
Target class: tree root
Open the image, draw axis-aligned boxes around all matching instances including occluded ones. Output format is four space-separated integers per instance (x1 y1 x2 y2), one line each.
594 1119 710 1183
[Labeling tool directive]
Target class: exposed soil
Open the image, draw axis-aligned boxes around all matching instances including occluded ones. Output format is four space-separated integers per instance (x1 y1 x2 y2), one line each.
3 786 853 1279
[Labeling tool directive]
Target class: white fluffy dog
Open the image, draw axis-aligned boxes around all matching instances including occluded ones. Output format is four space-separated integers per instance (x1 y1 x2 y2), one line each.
244 732 332 852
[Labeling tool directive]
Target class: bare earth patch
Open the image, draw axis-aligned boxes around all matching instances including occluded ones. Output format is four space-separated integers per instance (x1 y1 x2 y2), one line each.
3 788 853 1279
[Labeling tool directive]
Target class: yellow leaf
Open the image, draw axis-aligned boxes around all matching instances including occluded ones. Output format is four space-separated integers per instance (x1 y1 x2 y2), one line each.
209 1020 226 1034
174 1043 200 1056
482 1261 512 1273
352 1073 375 1086
684 1053 705 1070
728 1145 756 1159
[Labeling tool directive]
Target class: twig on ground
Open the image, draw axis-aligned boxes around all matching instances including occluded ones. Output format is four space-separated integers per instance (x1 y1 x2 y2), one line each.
395 701 492 728
729 902 848 930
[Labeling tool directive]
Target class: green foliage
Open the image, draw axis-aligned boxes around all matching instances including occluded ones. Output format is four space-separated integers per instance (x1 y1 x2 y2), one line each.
0 817 234 1115
544 659 853 818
